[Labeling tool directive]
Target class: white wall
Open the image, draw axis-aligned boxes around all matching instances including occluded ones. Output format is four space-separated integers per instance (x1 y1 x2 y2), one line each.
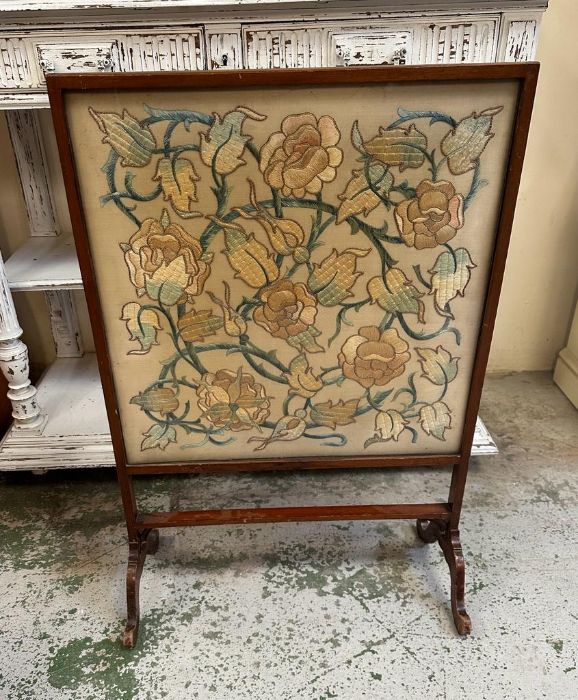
488 0 578 371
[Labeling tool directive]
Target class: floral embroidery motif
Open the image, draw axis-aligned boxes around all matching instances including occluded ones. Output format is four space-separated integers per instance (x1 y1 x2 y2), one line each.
260 113 343 198
254 279 323 354
120 211 211 303
91 99 503 453
395 180 464 250
338 326 410 389
197 368 270 432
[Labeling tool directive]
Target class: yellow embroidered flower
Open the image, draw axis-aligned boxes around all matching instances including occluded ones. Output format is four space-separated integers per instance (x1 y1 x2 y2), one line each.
207 282 248 338
260 113 343 198
153 157 201 217
197 367 270 431
395 180 464 250
338 326 410 389
120 210 212 305
367 269 425 324
121 302 161 355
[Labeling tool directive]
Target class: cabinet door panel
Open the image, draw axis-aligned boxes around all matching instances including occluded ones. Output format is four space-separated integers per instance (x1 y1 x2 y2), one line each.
116 33 205 72
244 27 324 69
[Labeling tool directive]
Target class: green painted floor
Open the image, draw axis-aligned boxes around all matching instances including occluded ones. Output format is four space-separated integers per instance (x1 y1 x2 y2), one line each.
1 372 577 699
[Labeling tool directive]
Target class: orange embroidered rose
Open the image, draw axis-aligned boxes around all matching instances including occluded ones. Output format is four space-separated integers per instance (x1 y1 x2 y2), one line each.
121 211 211 304
197 368 270 431
260 113 343 198
254 279 323 353
338 326 410 389
394 180 464 250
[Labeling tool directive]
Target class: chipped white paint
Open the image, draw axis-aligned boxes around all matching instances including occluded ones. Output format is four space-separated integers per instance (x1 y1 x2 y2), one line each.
115 32 205 72
5 112 83 362
5 110 57 237
45 290 83 357
415 18 499 63
206 26 243 69
5 235 82 292
329 30 411 67
0 0 547 469
498 13 541 61
0 0 552 11
245 26 325 69
0 37 33 90
36 42 115 81
0 251 44 430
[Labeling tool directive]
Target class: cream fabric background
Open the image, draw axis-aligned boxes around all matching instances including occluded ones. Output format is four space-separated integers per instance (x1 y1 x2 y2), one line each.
64 80 517 463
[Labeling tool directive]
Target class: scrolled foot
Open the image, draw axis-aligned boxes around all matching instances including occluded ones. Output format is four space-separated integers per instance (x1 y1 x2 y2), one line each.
417 519 472 636
438 526 472 636
122 530 155 649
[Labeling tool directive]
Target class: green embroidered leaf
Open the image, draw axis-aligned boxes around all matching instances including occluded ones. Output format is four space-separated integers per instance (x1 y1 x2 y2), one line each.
310 398 359 429
367 268 425 323
130 387 179 415
419 402 452 441
336 164 394 223
200 106 266 175
363 124 427 171
177 308 223 343
308 248 370 306
364 409 408 448
351 120 365 153
429 248 476 316
141 424 177 451
441 106 503 175
284 354 323 398
89 107 155 167
416 346 459 386
286 326 324 354
121 302 161 355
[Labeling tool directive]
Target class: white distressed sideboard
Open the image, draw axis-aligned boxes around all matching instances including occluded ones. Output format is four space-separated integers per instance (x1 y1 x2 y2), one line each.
0 0 547 471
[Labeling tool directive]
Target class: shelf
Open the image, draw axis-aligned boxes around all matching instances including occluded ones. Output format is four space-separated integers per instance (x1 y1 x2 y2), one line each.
0 355 113 471
0 353 498 472
5 234 82 292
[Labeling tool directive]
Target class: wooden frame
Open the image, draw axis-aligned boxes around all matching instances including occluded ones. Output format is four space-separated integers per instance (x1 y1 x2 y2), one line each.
47 63 538 647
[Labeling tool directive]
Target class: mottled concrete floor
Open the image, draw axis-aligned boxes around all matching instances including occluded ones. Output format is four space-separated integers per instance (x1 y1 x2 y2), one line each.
1 372 577 700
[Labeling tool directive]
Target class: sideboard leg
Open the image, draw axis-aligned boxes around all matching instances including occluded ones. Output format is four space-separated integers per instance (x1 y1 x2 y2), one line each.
416 519 472 636
0 251 44 430
123 528 159 648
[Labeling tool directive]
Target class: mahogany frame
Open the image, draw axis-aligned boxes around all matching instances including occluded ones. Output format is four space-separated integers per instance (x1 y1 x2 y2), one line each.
47 63 538 647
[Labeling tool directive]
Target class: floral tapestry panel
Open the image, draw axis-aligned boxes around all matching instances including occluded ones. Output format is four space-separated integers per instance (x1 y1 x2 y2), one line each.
64 80 519 464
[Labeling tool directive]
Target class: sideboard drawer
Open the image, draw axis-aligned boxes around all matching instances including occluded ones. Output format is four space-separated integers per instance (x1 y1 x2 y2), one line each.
327 29 411 66
35 42 115 82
